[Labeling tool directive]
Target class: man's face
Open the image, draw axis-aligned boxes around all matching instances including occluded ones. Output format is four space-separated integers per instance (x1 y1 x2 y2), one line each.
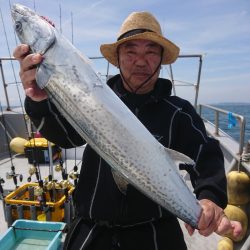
118 39 162 94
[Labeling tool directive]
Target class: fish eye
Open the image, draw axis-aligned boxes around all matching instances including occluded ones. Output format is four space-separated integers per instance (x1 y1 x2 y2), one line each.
15 21 22 32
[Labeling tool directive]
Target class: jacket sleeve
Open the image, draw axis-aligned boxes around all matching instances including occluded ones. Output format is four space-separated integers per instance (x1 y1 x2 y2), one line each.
25 97 85 148
172 100 227 209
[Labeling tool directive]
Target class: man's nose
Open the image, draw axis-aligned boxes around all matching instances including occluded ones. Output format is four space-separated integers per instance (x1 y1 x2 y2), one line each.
134 53 148 66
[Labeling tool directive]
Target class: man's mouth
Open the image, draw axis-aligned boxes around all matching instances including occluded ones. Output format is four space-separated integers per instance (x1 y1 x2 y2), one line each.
133 72 150 77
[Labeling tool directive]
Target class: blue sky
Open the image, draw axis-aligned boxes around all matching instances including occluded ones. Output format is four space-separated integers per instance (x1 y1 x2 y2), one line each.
0 0 250 106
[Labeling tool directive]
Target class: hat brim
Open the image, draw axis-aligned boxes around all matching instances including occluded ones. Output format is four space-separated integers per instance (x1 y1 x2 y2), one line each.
100 32 180 67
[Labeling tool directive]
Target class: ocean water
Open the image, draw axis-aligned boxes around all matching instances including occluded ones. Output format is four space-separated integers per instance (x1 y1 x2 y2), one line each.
1 103 249 146
200 103 250 145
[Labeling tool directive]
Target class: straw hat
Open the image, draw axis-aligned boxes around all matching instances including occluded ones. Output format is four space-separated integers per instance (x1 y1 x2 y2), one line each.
100 11 180 67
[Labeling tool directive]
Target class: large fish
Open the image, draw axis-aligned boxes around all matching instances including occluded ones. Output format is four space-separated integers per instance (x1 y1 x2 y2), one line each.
12 4 202 227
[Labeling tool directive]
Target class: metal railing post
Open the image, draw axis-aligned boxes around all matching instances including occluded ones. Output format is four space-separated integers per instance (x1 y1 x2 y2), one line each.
238 116 246 155
0 59 11 110
215 111 219 136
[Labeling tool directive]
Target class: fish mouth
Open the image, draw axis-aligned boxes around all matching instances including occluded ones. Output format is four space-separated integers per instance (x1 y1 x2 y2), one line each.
11 4 25 21
11 4 35 20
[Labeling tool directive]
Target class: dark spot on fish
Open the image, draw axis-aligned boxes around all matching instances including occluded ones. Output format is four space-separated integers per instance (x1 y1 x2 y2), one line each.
72 65 80 81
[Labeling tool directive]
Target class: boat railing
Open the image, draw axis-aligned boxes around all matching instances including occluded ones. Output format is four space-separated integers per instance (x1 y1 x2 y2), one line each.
169 54 203 109
0 57 22 111
198 104 246 155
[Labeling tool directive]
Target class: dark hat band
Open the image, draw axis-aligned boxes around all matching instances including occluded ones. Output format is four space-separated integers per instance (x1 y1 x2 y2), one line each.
117 28 153 41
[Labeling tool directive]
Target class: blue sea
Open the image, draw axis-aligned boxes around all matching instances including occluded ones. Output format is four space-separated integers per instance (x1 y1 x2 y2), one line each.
200 103 250 145
1 103 250 146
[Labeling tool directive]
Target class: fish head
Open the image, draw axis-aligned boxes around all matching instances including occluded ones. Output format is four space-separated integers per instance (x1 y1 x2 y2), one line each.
11 4 55 54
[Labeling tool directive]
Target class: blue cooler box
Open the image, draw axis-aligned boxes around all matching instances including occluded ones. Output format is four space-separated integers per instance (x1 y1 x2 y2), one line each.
0 219 66 250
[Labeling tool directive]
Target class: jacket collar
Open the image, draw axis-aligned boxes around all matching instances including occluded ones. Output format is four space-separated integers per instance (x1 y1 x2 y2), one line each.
107 74 172 102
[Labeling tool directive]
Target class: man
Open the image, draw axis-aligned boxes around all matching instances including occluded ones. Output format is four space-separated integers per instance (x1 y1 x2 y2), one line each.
14 11 241 250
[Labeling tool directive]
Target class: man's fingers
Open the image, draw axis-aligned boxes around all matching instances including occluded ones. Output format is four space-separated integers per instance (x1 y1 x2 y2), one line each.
216 217 242 238
13 44 48 102
20 68 37 86
20 54 43 72
13 44 30 60
231 221 243 238
215 215 232 235
186 199 243 239
13 44 43 72
197 204 218 236
185 223 195 236
25 85 48 101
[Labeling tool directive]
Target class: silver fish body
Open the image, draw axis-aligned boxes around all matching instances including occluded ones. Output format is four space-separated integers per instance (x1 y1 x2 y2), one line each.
12 4 202 227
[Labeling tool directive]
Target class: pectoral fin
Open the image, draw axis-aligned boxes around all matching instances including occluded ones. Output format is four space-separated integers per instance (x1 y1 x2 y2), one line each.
165 147 194 165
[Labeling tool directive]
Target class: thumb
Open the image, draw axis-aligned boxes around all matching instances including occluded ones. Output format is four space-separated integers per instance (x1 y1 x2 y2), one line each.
216 216 242 238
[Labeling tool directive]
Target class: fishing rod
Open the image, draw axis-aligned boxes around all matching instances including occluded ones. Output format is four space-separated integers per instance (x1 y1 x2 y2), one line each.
63 148 68 179
55 147 80 186
1 4 43 164
68 147 79 186
0 100 23 188
71 12 74 44
26 119 42 182
33 0 37 11
0 4 42 182
55 148 68 181
43 139 62 202
34 179 50 220
0 6 24 113
8 0 18 46
59 3 62 33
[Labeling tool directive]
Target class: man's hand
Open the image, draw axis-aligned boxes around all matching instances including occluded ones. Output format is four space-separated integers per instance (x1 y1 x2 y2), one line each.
13 44 48 102
185 199 242 238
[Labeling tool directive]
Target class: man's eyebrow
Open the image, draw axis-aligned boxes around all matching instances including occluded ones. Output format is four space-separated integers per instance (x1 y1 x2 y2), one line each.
122 42 138 48
147 43 161 49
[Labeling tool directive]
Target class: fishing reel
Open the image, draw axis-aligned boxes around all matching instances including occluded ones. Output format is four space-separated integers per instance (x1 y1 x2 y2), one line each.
68 165 79 186
27 165 40 182
42 176 59 190
68 170 78 180
57 180 72 200
43 176 58 202
55 163 63 172
27 165 36 182
57 179 71 189
0 177 5 197
55 158 68 180
44 179 56 191
34 185 44 197
46 180 70 190
6 166 23 187
34 180 47 207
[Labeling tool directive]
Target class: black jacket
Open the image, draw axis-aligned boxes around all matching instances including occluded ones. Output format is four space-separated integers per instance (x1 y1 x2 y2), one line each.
25 75 227 225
